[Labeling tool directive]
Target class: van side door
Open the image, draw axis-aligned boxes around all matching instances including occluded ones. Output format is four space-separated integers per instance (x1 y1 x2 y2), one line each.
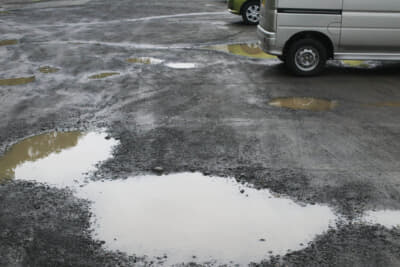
276 0 343 50
341 0 400 53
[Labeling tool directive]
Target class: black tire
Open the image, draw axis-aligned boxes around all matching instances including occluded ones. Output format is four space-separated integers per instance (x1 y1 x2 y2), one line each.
277 55 285 62
285 38 327 76
241 1 260 25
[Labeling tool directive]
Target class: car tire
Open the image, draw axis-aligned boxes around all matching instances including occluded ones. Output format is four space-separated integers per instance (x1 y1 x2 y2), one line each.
285 38 327 76
277 55 285 62
241 1 260 25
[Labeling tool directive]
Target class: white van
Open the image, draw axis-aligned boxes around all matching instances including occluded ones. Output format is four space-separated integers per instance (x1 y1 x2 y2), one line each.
257 0 400 75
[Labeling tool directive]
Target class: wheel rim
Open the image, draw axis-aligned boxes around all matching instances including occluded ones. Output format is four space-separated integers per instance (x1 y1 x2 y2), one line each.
294 47 320 72
246 4 260 23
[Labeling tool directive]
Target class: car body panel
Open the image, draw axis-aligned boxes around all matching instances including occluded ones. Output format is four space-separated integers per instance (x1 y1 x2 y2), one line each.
258 0 400 60
228 0 248 14
341 0 400 52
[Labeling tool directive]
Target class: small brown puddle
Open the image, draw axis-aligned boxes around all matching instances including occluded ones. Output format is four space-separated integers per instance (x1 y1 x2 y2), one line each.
39 66 60 73
205 43 276 59
341 60 376 68
0 131 117 185
0 76 35 86
366 102 400 108
88 72 119 79
0 39 18 46
0 131 82 182
269 97 337 111
126 57 163 64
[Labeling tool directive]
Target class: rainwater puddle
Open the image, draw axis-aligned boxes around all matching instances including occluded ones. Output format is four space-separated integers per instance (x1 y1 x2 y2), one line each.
364 210 400 229
0 39 18 46
269 97 338 111
77 173 336 265
366 102 400 108
88 72 120 79
0 131 118 187
165 62 197 69
0 76 35 86
205 43 276 59
126 57 163 64
341 60 377 68
39 66 60 73
4 131 400 265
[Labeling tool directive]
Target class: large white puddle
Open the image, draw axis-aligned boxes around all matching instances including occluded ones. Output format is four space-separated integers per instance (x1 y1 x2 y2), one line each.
76 173 336 265
364 210 400 229
1 131 399 265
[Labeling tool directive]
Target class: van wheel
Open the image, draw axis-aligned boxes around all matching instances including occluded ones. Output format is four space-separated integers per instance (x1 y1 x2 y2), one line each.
241 1 260 25
285 38 327 76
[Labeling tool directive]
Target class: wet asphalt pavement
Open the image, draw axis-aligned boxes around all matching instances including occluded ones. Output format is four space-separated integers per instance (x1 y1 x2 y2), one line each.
1 0 400 266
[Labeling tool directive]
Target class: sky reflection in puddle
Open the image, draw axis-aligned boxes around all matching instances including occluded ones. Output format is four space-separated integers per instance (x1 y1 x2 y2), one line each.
364 210 400 229
165 62 197 69
0 131 118 187
1 131 400 264
77 173 336 265
126 57 164 64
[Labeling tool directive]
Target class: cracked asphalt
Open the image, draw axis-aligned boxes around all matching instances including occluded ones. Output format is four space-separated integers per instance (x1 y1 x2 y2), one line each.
1 0 400 266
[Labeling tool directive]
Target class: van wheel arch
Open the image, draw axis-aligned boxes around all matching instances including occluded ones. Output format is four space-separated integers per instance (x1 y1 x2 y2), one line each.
283 32 334 60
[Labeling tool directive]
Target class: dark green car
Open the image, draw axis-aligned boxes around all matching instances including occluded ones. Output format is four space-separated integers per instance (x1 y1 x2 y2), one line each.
228 0 260 25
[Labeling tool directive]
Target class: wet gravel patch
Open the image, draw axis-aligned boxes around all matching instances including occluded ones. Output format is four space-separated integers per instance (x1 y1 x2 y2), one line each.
253 224 400 267
1 0 400 264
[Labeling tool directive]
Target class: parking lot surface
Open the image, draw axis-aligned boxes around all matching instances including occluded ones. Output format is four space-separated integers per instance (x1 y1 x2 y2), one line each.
1 0 400 266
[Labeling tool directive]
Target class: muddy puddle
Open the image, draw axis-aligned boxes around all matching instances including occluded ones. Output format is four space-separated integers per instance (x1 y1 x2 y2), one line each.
0 131 117 186
269 97 338 111
366 102 400 108
88 72 120 79
0 76 35 86
126 57 163 64
205 43 276 59
39 66 60 73
341 60 378 68
78 173 336 265
0 39 18 46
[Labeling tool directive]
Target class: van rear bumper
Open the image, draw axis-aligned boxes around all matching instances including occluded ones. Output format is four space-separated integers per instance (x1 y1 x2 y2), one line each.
257 25 281 56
